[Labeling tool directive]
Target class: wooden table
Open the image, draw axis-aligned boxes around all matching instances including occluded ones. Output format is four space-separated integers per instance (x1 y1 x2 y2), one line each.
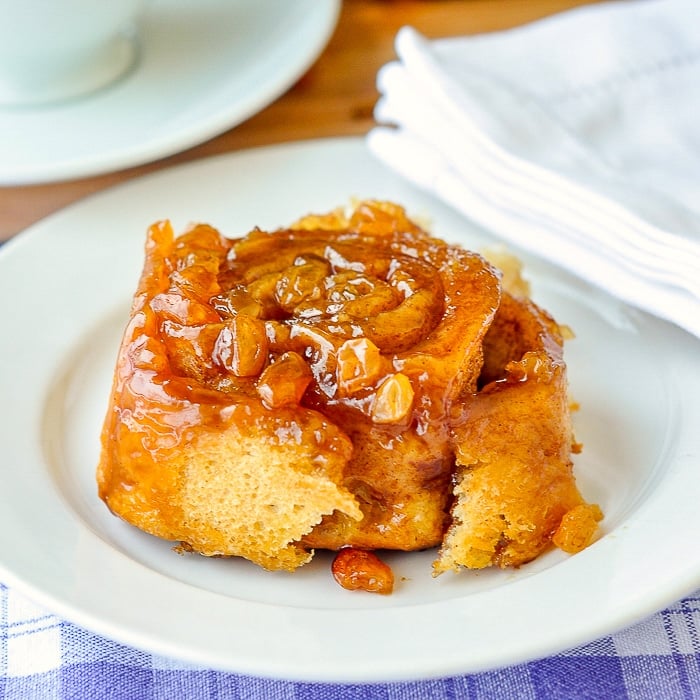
0 0 600 242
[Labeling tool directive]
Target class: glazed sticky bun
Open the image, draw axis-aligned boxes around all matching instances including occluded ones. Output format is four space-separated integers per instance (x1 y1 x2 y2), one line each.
97 201 601 589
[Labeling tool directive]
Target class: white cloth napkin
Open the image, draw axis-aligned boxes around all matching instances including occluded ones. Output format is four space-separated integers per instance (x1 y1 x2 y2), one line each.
368 0 700 338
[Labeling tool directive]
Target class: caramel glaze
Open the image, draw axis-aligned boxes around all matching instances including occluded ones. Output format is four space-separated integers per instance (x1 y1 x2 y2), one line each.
98 202 502 553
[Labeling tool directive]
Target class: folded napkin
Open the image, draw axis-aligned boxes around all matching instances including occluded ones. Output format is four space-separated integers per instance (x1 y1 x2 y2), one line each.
368 0 700 338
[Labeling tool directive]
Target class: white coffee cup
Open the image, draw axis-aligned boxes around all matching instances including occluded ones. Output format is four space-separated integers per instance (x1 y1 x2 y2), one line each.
0 0 144 106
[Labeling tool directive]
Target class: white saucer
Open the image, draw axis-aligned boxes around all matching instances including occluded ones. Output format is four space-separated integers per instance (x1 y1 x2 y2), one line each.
0 0 340 186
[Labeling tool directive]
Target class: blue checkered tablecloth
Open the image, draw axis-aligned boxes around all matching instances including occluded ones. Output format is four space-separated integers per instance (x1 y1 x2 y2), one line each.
2 581 700 699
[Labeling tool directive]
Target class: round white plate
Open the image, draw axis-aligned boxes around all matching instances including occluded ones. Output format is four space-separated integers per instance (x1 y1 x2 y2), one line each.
0 0 339 185
1 138 699 682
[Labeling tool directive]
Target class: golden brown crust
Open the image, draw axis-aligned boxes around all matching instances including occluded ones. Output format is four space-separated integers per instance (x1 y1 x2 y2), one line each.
434 292 591 573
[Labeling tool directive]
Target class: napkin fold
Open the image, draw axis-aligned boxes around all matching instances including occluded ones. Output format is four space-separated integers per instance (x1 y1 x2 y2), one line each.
368 0 700 338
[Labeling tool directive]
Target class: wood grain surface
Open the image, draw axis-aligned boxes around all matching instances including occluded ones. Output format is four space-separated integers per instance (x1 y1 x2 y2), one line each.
0 0 601 241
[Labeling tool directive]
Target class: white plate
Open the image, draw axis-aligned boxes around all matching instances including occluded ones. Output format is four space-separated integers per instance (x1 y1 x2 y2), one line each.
1 137 699 682
0 0 339 185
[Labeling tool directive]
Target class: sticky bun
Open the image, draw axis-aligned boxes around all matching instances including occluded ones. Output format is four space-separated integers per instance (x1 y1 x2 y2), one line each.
97 201 601 584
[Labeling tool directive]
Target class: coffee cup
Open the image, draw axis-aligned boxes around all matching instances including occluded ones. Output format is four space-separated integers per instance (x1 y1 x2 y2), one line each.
0 0 143 106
